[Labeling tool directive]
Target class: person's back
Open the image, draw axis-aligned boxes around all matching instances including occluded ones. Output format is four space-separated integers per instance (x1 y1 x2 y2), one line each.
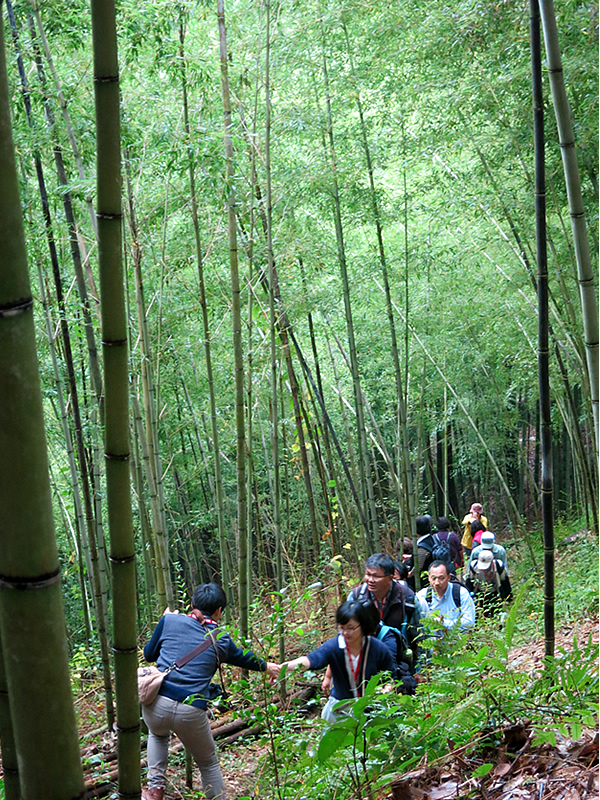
461 502 488 557
465 550 512 617
414 515 436 577
432 517 463 572
469 532 508 572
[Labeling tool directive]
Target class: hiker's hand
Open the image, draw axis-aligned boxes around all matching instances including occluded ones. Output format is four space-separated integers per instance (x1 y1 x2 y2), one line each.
321 674 331 694
266 662 280 680
283 656 310 673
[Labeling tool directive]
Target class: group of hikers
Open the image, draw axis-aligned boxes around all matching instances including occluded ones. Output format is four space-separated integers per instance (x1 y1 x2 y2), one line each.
140 503 513 800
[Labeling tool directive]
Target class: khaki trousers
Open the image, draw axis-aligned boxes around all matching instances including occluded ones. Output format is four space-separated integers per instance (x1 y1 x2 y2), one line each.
142 694 225 799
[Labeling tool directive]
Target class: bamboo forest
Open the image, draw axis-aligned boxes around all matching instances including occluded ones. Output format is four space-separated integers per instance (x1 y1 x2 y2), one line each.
0 0 597 797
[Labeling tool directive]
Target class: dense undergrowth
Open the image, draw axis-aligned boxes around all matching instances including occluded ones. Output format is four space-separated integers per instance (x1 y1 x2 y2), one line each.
60 517 598 800
230 519 598 800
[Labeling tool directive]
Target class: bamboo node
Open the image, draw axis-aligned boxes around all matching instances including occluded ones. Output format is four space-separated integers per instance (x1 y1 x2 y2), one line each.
0 297 33 318
93 74 120 83
109 554 136 564
95 211 123 220
111 645 138 655
0 566 61 590
104 451 130 461
113 723 141 735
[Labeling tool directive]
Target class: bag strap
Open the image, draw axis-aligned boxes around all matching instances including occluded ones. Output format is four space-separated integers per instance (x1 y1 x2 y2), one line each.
451 581 462 608
171 631 216 671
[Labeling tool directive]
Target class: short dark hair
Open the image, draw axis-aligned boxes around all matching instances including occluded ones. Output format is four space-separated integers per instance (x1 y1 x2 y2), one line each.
429 560 450 575
470 520 486 536
416 515 432 537
365 553 395 576
436 516 451 532
336 599 380 636
394 561 409 580
192 583 227 615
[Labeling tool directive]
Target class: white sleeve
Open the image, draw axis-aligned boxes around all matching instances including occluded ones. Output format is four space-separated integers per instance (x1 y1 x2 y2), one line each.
459 587 476 630
416 588 430 616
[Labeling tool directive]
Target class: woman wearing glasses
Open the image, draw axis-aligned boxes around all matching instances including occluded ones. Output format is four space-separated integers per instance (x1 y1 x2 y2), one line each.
284 600 393 722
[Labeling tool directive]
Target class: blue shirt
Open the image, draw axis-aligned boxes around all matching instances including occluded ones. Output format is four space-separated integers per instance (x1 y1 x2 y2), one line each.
417 582 476 632
307 634 393 699
144 614 266 708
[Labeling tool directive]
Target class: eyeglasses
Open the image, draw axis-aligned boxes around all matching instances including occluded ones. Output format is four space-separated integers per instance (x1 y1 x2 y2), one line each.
338 624 360 634
365 571 387 581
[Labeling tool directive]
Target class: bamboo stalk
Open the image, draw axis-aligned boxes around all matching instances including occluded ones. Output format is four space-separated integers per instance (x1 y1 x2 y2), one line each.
318 34 377 548
217 0 248 635
90 0 140 791
379 279 538 567
6 0 115 726
539 0 599 458
0 13 86 793
531 0 555 659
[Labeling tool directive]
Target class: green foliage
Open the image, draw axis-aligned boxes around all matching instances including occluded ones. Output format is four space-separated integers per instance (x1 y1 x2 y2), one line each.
511 518 599 641
257 585 598 800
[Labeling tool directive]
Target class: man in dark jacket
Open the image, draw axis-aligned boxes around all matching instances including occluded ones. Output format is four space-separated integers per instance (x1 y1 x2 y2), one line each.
348 553 423 658
141 583 280 800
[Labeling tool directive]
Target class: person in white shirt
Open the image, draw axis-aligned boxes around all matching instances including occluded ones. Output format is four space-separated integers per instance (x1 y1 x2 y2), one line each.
417 561 476 633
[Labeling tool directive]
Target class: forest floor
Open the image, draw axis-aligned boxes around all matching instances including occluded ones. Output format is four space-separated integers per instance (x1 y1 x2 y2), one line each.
75 611 598 800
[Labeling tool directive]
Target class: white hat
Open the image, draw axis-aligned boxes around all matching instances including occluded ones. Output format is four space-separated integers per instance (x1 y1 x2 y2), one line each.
477 550 494 569
481 532 495 549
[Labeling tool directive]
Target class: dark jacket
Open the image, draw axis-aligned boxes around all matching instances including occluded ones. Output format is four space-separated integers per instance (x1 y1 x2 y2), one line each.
307 634 393 700
143 613 266 709
349 580 421 650
376 623 417 695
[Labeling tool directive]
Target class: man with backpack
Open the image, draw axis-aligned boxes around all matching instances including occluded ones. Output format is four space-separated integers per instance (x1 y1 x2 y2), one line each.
468 532 508 572
348 553 423 661
410 515 461 581
417 561 476 633
465 549 512 617
431 516 463 572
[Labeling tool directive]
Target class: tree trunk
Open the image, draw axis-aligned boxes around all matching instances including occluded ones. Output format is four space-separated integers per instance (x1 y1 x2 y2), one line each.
319 36 377 549
6 0 115 726
217 0 248 635
179 13 229 598
532 0 555 659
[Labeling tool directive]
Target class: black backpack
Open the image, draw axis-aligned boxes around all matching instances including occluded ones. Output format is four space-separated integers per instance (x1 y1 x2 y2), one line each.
377 623 417 695
431 532 454 572
425 581 462 608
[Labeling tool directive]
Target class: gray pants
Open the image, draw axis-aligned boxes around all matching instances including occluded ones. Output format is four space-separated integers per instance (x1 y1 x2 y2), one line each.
142 695 225 799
